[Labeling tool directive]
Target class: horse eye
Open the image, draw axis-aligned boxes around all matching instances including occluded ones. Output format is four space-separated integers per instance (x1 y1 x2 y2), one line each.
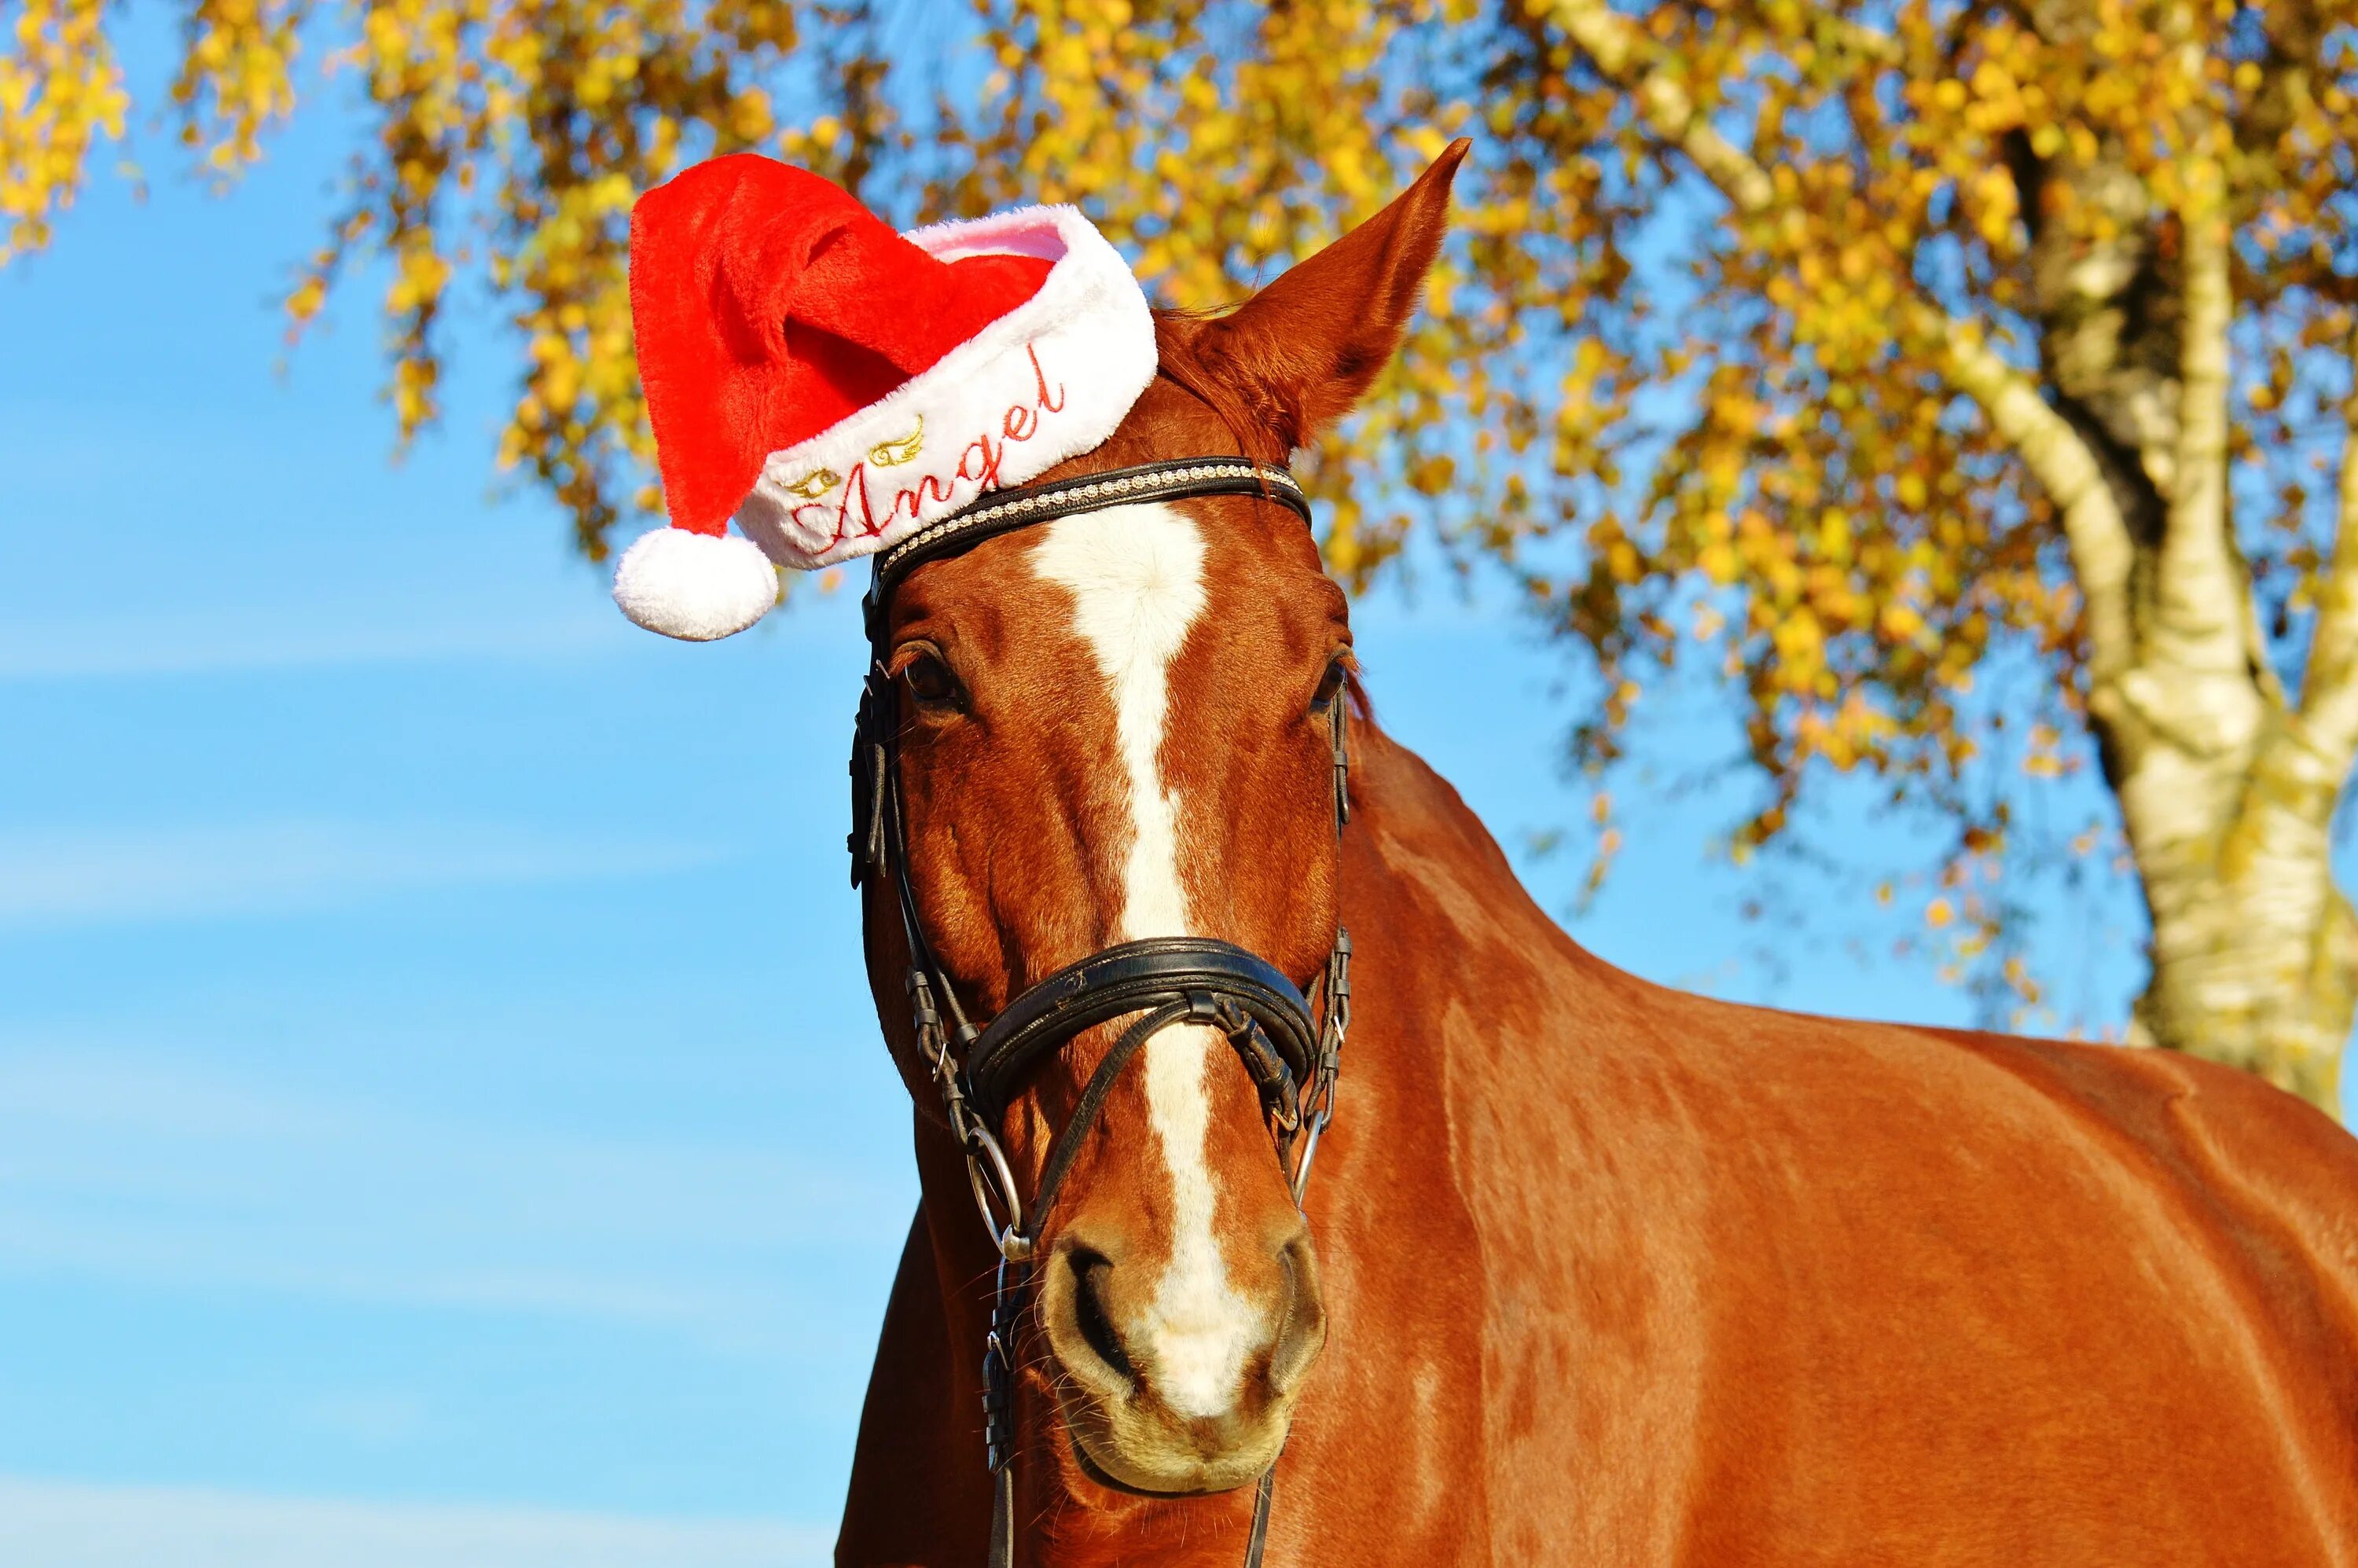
902 649 960 707
1311 656 1349 712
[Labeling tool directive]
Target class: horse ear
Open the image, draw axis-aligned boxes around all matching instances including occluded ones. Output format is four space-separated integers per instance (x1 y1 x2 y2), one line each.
1195 139 1468 453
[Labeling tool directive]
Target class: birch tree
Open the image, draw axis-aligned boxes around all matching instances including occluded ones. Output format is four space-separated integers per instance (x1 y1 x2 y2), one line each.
1486 0 2358 1109
8 0 2356 1107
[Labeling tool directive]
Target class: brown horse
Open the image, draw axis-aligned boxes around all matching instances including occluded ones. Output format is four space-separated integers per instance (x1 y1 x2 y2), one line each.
833 144 2358 1566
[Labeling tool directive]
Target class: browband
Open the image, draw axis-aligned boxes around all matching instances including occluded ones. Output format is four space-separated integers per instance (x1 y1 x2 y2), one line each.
862 459 1307 633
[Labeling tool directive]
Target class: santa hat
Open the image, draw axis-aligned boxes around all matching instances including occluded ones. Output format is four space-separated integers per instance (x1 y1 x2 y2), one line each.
612 155 1158 641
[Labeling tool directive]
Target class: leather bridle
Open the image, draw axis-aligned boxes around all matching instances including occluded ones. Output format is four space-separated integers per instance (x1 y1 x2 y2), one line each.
847 457 1355 1568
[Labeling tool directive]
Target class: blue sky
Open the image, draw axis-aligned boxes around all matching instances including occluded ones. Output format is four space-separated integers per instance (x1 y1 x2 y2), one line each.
0 23 2275 1568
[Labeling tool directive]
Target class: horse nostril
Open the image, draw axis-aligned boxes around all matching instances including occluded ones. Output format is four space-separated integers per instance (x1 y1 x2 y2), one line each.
1070 1247 1137 1385
1268 1232 1328 1395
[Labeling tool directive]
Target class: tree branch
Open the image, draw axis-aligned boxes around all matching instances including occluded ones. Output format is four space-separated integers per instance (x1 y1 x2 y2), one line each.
1934 315 2139 688
2151 164 2247 678
1539 0 2138 687
1541 0 1776 215
2294 326 2358 779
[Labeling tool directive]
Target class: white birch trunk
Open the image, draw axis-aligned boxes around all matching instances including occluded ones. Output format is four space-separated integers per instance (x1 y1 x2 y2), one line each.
2077 172 2351 1111
1548 0 2356 1112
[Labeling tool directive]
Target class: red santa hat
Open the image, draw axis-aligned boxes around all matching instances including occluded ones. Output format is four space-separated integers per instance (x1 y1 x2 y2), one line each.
613 155 1158 640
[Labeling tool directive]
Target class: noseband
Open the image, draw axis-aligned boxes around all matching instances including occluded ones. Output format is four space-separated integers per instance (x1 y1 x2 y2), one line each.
848 457 1355 1568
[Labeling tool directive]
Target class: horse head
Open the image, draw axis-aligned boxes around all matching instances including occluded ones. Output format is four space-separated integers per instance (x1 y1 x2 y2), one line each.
861 143 1465 1500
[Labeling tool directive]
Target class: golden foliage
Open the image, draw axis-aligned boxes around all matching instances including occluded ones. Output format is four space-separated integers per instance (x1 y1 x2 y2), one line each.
9 0 2358 1015
2 0 128 255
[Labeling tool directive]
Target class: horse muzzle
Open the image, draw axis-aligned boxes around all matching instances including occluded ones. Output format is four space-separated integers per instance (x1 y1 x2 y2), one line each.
1038 1220 1328 1496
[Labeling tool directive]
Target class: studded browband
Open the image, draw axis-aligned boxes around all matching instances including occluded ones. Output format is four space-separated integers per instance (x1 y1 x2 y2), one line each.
861 460 1309 633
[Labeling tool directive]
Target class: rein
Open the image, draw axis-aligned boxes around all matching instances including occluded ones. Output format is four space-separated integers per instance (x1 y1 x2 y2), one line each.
847 457 1355 1568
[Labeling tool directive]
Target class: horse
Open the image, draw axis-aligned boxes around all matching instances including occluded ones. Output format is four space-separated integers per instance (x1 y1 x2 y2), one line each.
828 142 2358 1566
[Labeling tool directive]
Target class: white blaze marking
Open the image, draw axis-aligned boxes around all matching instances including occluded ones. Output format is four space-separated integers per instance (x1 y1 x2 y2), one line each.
1032 504 1257 1419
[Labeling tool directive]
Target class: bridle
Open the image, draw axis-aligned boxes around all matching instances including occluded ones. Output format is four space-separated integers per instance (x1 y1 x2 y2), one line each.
847 457 1356 1568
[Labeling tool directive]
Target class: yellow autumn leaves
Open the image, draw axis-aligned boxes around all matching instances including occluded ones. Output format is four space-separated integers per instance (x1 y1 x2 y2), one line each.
2 0 127 256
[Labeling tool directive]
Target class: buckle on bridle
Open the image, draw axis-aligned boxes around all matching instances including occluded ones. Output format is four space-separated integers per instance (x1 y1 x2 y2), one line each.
963 1122 1032 1264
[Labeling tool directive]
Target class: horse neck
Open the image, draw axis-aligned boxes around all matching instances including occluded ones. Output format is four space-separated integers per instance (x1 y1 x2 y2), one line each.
879 710 1617 1551
1338 714 1615 1033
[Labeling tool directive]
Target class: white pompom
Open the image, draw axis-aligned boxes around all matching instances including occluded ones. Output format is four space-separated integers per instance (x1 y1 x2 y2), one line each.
612 527 780 641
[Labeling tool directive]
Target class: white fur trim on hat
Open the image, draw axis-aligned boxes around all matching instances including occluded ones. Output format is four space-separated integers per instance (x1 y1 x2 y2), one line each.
731 205 1157 571
612 527 780 641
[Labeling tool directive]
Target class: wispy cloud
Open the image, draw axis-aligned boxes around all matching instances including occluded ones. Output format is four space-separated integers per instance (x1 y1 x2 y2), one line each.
0 1048 911 1351
0 611 631 681
0 586 860 682
0 1475 832 1568
0 821 724 929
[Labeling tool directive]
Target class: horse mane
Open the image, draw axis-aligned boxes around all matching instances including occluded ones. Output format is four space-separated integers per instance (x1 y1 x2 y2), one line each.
1151 309 1271 461
1148 308 1375 725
